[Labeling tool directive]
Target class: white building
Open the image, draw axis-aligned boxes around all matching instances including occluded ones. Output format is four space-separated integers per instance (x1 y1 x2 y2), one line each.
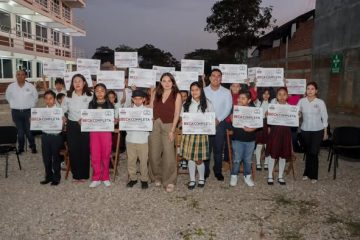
0 0 86 91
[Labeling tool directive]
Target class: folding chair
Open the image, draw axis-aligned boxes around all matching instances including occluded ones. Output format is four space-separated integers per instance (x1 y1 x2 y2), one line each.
328 127 360 179
0 126 22 178
226 129 256 180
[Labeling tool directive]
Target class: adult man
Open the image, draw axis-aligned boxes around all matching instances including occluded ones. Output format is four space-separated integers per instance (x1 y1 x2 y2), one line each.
204 69 232 181
5 69 38 154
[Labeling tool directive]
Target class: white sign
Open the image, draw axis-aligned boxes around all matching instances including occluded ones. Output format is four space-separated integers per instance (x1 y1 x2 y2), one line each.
211 66 219 70
219 64 248 83
181 59 204 76
171 71 198 91
286 79 306 95
232 106 263 128
64 70 92 90
153 66 176 81
80 109 114 132
248 67 261 82
119 108 153 131
76 58 101 75
182 112 216 135
114 52 138 68
128 68 157 88
267 104 299 127
256 68 284 87
42 61 66 78
30 108 63 131
97 71 125 89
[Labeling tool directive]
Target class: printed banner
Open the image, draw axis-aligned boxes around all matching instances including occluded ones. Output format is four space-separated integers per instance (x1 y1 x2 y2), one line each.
267 104 299 127
171 71 198 91
153 66 176 82
97 71 125 89
286 79 306 95
42 61 66 78
255 68 284 87
219 64 248 83
114 52 138 68
232 106 263 128
128 68 157 88
182 112 216 135
181 59 204 76
76 58 101 75
80 109 114 132
30 108 63 131
118 108 153 131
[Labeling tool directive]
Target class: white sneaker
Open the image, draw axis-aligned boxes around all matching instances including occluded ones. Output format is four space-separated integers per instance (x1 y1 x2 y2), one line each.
302 176 309 181
89 181 101 188
230 175 238 187
103 180 111 187
244 175 255 187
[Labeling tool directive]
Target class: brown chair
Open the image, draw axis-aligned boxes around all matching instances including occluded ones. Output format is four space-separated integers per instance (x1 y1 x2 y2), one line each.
226 129 256 180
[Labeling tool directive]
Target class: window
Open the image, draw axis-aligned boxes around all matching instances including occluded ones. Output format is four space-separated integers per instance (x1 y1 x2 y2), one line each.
36 24 47 42
16 59 32 78
0 58 13 79
36 62 42 78
0 10 11 33
16 16 32 39
62 34 70 48
51 29 60 46
35 0 48 8
62 3 71 21
51 0 60 15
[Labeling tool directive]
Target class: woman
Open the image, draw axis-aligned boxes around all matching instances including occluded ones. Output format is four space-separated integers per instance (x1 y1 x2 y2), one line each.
149 73 182 193
62 74 93 181
298 82 328 183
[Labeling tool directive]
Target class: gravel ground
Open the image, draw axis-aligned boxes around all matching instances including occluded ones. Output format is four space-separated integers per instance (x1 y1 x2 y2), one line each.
0 142 359 240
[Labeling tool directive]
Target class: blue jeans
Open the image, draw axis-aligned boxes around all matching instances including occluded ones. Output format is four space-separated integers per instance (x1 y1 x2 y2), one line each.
11 109 36 151
231 140 255 176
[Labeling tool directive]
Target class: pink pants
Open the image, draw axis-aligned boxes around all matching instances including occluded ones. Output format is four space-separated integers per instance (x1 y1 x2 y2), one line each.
90 132 112 181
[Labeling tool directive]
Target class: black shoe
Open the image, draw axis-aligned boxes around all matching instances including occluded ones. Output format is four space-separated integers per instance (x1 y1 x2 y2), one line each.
51 181 60 186
188 181 196 190
256 164 262 171
215 174 224 181
204 172 209 180
278 178 286 185
31 148 38 154
40 179 52 185
126 180 138 188
267 178 274 185
141 181 148 189
198 180 205 188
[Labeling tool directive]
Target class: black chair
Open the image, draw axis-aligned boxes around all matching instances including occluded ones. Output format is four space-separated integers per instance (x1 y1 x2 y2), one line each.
0 126 22 178
328 127 360 179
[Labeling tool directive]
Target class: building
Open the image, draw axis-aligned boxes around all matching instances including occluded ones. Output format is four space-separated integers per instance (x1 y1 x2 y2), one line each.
0 0 86 93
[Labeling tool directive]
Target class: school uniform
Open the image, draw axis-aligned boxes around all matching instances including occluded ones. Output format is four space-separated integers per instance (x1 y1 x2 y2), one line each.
5 81 38 152
61 92 92 180
298 97 328 180
41 105 63 183
255 100 269 145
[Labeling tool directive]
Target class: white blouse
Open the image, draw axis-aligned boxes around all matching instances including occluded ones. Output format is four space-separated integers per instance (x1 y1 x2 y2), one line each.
298 97 328 131
61 92 93 121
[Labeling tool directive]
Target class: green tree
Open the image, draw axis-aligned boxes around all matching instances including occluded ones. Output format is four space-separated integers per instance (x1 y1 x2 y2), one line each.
92 46 114 64
137 44 180 69
205 0 274 61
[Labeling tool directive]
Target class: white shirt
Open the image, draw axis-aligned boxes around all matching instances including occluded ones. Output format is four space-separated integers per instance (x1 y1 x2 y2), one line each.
180 98 214 116
43 105 62 135
5 81 38 109
52 88 67 95
255 100 269 118
113 102 121 118
125 105 149 144
61 92 93 121
298 97 328 131
204 85 232 122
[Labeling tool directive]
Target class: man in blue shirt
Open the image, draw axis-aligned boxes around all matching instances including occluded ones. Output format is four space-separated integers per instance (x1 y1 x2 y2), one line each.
204 69 232 181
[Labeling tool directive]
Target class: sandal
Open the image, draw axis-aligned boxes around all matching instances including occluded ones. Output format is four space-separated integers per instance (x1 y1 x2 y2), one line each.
267 178 274 185
165 184 175 193
197 180 205 188
188 181 196 190
277 178 286 185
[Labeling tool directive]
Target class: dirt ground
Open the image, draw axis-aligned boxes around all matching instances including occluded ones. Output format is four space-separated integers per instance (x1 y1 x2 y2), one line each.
0 144 359 240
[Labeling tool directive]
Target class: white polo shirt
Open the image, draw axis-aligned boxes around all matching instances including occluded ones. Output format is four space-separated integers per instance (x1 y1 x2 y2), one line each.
43 105 62 135
125 105 149 144
5 81 38 110
298 97 328 131
61 92 93 121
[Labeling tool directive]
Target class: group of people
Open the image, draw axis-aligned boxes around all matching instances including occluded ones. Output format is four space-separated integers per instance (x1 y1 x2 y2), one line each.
5 68 329 191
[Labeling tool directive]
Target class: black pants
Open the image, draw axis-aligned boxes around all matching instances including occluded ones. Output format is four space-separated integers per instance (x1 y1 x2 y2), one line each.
41 133 63 182
205 120 227 176
11 109 36 151
302 130 323 180
67 120 90 180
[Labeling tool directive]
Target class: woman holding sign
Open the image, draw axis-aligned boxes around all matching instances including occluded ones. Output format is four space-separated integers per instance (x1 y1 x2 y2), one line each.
62 74 93 182
298 82 328 183
149 73 182 193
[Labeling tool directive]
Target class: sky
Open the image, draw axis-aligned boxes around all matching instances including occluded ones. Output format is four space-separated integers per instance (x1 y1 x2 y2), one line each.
73 0 316 60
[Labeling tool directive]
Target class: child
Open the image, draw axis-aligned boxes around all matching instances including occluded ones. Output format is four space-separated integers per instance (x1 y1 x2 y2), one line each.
125 90 150 189
56 93 65 107
254 88 272 170
180 90 189 104
88 83 114 188
40 90 64 186
180 82 214 190
265 87 292 185
229 90 258 187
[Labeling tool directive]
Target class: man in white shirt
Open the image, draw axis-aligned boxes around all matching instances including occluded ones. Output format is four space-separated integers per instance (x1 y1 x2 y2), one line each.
204 69 233 181
5 70 38 153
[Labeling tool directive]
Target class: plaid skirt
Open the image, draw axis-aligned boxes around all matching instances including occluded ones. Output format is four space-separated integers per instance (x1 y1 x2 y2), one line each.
180 134 209 162
265 125 292 159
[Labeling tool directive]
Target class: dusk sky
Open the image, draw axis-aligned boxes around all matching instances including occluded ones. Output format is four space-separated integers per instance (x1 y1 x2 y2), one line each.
74 0 316 60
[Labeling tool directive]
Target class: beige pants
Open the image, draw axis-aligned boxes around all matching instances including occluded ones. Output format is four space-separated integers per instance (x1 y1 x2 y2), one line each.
149 118 177 186
126 142 149 182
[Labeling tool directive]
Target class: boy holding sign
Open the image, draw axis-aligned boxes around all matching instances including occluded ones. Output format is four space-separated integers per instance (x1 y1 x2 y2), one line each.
39 90 64 186
125 90 150 189
229 90 258 187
